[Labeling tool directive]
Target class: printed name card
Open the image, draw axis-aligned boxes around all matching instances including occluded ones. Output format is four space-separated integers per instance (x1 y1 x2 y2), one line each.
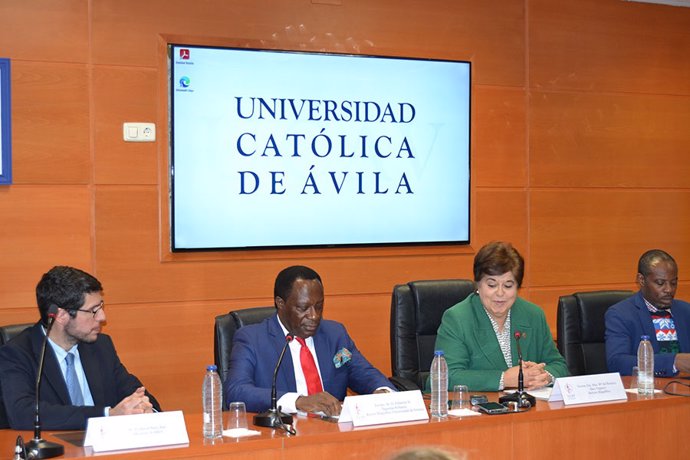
549 373 627 405
84 410 189 452
338 390 428 427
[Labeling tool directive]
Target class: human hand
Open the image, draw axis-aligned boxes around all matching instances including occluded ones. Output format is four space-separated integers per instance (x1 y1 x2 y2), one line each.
504 362 549 389
295 391 342 416
522 362 551 389
109 386 154 416
373 387 393 394
674 353 690 373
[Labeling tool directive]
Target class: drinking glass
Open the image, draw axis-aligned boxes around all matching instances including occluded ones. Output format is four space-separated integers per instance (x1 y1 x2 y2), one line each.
450 385 469 411
226 401 248 433
629 366 639 390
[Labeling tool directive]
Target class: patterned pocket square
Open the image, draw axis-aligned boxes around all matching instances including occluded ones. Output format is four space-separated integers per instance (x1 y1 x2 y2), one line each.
333 347 352 368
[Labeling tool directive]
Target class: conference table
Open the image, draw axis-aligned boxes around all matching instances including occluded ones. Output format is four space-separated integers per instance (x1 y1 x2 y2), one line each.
3 378 689 459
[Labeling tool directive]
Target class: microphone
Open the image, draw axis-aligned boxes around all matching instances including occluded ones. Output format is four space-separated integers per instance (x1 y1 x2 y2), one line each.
253 334 295 433
499 331 536 409
25 305 64 459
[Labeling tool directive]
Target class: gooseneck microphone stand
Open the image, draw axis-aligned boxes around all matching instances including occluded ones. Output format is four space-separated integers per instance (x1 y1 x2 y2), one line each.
499 331 537 409
253 334 296 435
25 305 65 459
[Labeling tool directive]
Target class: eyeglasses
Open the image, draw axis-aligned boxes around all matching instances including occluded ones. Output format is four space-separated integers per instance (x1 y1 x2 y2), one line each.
73 301 105 318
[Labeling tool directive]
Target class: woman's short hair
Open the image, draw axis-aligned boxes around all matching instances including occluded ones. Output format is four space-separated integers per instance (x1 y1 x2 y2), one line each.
473 241 525 287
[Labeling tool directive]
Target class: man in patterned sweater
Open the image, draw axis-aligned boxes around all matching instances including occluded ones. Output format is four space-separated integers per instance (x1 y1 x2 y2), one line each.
605 249 690 376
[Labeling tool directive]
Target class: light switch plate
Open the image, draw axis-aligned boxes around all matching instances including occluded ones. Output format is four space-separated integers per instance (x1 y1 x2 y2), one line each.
123 122 156 142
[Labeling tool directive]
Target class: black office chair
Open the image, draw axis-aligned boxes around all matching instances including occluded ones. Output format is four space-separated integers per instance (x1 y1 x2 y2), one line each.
390 279 476 391
0 322 32 429
557 290 634 376
214 306 275 383
0 322 32 346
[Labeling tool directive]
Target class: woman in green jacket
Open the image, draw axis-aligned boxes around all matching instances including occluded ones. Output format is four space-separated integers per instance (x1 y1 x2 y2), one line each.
434 241 568 391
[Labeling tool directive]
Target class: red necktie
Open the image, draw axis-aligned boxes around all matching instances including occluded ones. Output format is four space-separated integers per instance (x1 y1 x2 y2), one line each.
295 336 323 395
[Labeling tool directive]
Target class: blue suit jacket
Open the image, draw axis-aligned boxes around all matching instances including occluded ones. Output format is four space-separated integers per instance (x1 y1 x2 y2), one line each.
223 314 394 412
605 291 690 376
0 323 160 430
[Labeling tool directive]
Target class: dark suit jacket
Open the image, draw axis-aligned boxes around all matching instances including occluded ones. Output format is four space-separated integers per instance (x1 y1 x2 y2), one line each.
223 314 394 412
0 323 161 430
605 291 690 376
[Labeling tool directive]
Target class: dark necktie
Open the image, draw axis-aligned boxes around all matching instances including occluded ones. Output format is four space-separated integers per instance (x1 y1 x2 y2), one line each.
295 337 323 395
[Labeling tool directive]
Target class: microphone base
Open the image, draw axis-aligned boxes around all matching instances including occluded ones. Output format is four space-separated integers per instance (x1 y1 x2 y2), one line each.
253 409 293 428
25 438 64 459
499 391 536 408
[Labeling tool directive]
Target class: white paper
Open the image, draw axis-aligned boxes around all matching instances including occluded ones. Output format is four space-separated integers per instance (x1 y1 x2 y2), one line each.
338 390 428 427
549 373 627 405
223 428 261 438
448 408 481 417
84 410 189 452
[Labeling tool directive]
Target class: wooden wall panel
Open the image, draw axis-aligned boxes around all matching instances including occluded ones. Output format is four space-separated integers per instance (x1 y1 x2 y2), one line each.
11 62 90 184
474 189 528 263
530 0 690 94
93 67 159 185
91 0 525 86
529 190 690 287
529 91 690 188
344 0 526 86
0 0 88 62
0 186 92 309
323 293 393 377
474 87 527 187
102 300 226 412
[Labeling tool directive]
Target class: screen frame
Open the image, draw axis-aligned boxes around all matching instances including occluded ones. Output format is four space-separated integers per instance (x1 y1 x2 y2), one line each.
0 58 11 186
168 43 472 253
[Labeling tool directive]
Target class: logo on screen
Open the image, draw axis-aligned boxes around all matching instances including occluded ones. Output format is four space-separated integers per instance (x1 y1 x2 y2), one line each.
179 76 191 88
179 49 190 60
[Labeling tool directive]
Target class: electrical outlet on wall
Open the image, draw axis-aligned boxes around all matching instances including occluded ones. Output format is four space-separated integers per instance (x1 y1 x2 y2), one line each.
123 122 156 142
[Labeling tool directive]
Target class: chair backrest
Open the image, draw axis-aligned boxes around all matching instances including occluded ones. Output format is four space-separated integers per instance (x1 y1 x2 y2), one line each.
214 306 275 382
557 290 634 376
0 322 32 428
390 279 475 390
0 322 31 346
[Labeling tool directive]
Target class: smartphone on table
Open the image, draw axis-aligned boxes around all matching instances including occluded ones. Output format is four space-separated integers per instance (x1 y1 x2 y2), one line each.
476 402 510 415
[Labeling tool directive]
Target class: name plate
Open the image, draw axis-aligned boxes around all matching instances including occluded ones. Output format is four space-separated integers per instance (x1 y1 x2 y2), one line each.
549 373 627 405
84 410 189 453
338 390 428 427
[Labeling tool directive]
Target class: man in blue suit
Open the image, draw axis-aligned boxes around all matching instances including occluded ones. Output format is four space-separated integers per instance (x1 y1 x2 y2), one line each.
0 266 160 430
224 265 394 416
605 249 690 376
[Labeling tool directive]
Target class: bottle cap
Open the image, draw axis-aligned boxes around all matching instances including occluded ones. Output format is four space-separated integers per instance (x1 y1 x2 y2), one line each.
434 350 444 356
640 335 650 340
206 364 218 371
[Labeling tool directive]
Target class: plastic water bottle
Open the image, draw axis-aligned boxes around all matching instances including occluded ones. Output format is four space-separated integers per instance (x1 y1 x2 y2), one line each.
637 335 654 395
202 365 223 438
430 350 448 417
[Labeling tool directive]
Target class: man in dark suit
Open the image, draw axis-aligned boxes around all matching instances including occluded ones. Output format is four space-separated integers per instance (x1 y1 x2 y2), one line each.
0 266 161 430
605 249 690 376
224 265 394 416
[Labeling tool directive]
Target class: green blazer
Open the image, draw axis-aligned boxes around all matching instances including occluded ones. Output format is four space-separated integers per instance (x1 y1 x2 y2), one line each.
432 293 569 391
